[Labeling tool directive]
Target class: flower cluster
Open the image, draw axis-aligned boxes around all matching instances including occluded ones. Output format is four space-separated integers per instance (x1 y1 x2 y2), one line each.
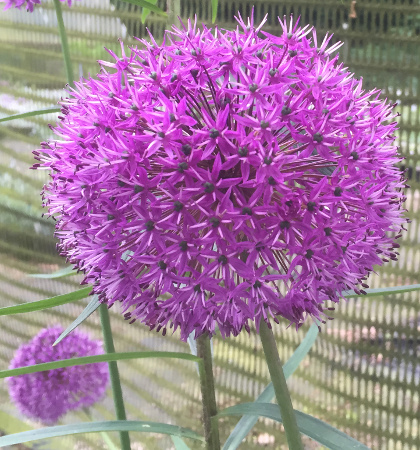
1 0 76 12
35 15 407 340
8 326 109 424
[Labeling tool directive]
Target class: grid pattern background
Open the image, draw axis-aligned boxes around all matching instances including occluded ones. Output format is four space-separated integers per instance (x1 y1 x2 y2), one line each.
0 0 419 448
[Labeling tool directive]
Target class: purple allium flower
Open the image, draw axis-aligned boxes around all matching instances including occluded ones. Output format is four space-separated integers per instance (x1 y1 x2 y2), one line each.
34 14 407 340
1 0 76 12
8 326 109 424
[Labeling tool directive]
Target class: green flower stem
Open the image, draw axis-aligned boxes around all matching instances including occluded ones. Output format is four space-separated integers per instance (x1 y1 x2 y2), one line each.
196 334 220 450
99 304 131 450
52 0 75 87
259 320 304 450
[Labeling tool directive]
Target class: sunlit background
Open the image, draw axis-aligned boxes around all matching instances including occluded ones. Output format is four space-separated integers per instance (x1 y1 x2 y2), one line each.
0 1 419 448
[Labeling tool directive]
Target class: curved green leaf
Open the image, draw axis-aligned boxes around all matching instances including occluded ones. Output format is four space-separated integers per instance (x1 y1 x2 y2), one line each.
0 351 201 379
217 403 369 450
28 266 77 279
223 323 319 450
343 283 420 298
118 0 166 16
0 107 60 122
0 410 32 434
100 431 120 450
0 421 204 447
171 435 192 450
0 287 92 316
140 0 157 23
81 409 119 450
53 295 101 345
282 323 319 377
141 8 151 23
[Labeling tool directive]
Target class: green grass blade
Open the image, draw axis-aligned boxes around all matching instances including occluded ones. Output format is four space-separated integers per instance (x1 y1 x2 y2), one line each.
222 285 420 449
223 323 318 450
118 0 166 16
140 0 157 23
0 351 201 379
218 403 369 450
100 431 120 450
53 295 101 345
28 266 77 279
171 436 192 450
0 421 205 446
141 8 151 23
0 107 60 122
0 410 32 434
82 409 119 450
211 0 218 22
0 287 92 316
282 323 318 377
342 283 420 298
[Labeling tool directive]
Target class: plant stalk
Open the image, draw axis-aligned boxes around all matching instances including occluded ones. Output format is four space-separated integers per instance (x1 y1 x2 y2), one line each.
53 0 75 87
99 304 131 450
196 333 220 450
259 319 304 450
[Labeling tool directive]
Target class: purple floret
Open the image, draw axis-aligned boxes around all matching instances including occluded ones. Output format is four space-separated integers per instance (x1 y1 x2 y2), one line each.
34 14 407 340
2 0 76 12
8 326 109 424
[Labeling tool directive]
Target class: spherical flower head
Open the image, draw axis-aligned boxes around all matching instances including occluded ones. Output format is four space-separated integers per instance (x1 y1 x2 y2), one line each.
8 326 109 424
1 0 76 12
35 14 407 340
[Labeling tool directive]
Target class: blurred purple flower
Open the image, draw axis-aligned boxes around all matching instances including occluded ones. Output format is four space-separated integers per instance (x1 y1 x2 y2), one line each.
34 14 407 340
1 0 76 12
8 326 109 424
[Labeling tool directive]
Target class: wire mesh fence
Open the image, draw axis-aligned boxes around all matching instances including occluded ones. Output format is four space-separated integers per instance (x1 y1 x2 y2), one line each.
0 0 419 448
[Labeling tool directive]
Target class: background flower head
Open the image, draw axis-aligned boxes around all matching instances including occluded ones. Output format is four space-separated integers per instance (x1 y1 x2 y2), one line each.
1 0 76 12
35 14 407 340
8 326 109 424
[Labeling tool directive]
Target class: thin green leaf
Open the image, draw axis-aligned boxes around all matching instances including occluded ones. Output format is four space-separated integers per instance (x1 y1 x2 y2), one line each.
100 431 120 450
211 0 218 23
171 435 192 450
0 421 204 447
81 408 119 450
0 410 32 434
283 323 319 377
222 285 420 450
28 266 77 279
53 295 101 345
0 107 61 123
0 287 92 317
217 403 369 450
343 283 420 298
118 0 166 16
141 8 151 23
0 351 201 379
141 0 157 23
223 323 319 450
